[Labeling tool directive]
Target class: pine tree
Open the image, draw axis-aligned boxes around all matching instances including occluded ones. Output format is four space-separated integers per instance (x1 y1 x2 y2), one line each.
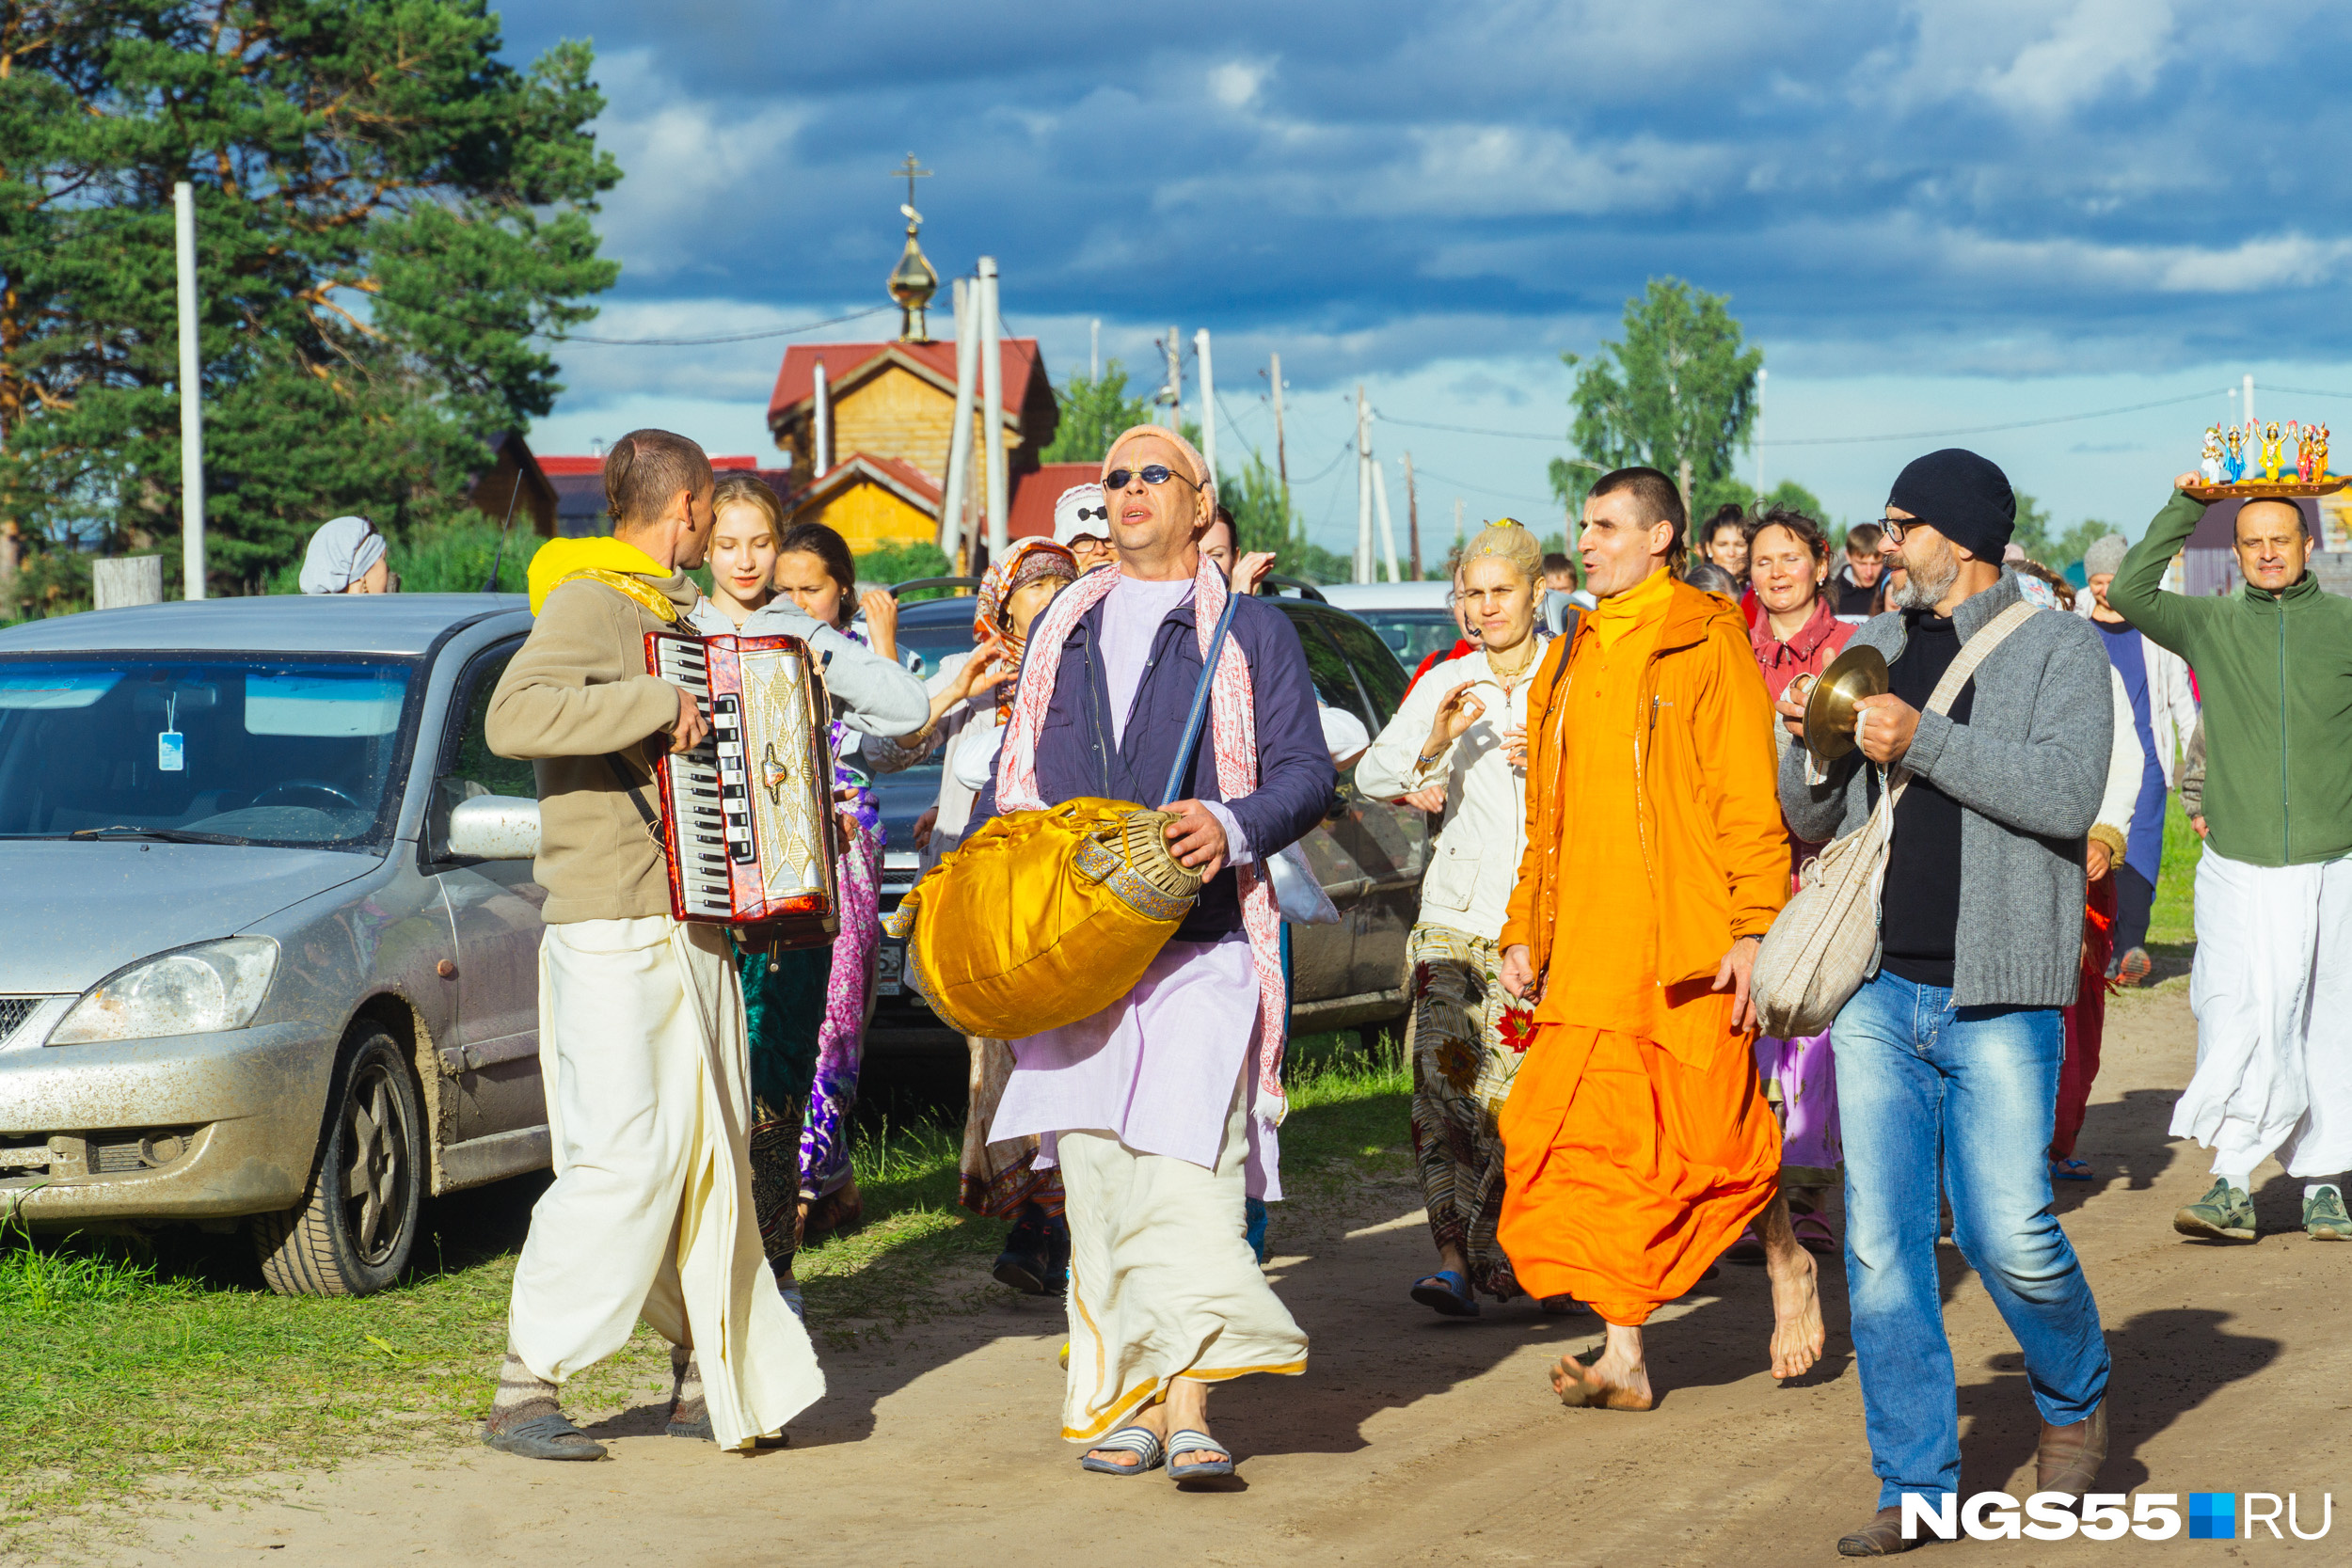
0 1 619 602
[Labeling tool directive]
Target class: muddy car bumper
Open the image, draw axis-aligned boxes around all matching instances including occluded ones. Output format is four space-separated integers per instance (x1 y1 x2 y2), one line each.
0 1021 336 1224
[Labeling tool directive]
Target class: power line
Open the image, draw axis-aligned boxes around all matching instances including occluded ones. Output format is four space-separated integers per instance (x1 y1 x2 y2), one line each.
548 303 894 347
1377 411 1565 443
1399 459 1560 514
1759 387 2230 447
2260 385 2352 402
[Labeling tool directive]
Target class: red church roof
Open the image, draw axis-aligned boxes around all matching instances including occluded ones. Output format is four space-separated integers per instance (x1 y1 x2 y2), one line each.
1008 463 1106 539
768 340 1043 426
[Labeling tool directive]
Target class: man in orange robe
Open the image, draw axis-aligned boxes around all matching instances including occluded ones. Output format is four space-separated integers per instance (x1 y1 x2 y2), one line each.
1498 466 1824 1411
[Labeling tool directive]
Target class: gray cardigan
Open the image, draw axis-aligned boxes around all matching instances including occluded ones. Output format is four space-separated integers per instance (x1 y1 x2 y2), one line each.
1777 570 2113 1009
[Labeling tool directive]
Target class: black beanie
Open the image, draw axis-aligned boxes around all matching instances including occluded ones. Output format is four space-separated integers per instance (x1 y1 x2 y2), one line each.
1886 448 2015 562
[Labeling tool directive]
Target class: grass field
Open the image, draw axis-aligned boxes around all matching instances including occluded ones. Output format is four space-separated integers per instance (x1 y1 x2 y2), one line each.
0 1036 1407 1550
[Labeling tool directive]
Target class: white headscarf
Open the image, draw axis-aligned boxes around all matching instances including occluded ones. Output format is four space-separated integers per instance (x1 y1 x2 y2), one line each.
298 515 386 594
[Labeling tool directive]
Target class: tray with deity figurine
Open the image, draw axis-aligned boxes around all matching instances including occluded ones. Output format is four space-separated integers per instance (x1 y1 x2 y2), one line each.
2183 416 2345 501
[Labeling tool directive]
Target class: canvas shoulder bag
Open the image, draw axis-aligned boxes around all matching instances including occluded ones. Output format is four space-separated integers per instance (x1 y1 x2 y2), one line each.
1751 598 2039 1037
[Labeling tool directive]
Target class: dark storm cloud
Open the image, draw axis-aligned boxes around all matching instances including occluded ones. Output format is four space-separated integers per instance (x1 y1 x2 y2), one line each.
492 0 2352 390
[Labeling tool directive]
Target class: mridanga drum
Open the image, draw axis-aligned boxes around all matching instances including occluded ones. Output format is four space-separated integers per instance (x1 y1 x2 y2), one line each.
882 798 1205 1039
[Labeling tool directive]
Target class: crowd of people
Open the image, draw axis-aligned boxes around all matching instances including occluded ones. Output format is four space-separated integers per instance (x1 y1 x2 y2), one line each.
436 419 2330 1555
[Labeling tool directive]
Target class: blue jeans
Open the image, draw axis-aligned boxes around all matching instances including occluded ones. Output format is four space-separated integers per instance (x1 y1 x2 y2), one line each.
1835 970 2109 1510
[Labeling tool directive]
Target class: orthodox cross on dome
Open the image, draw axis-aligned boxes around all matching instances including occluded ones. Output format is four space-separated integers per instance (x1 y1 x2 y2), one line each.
888 152 939 343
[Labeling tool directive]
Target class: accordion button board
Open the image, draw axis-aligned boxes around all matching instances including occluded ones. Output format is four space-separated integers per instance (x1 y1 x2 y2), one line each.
646 630 840 944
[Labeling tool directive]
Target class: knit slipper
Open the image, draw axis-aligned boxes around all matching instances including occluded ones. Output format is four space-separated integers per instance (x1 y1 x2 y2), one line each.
1168 1429 1237 1482
484 1412 606 1462
1080 1425 1165 1476
2116 947 2153 988
1409 1269 1481 1318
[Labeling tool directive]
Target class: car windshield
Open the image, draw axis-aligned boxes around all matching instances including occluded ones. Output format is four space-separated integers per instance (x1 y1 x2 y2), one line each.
866 604 980 863
1355 609 1463 666
0 654 419 849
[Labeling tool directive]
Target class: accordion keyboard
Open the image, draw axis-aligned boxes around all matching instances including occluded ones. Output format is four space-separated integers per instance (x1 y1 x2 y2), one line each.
650 636 737 919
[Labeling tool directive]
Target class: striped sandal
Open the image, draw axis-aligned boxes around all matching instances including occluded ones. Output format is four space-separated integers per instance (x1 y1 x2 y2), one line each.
1079 1425 1165 1476
1168 1428 1236 1483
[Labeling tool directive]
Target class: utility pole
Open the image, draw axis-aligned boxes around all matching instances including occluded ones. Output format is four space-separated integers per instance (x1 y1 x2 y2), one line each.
1162 326 1183 432
1267 353 1290 529
1677 456 1693 540
1403 451 1422 579
1354 387 1372 583
174 182 205 599
1454 499 1465 556
940 276 977 561
978 257 1007 563
1372 438 1401 583
1755 367 1766 498
1089 318 1100 382
1194 328 1216 489
2245 372 2256 428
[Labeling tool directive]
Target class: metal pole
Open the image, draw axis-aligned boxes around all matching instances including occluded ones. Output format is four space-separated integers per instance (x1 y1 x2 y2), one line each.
1355 387 1372 583
978 258 1007 561
940 277 977 556
1755 366 1766 497
1089 318 1100 382
2245 372 2256 431
1372 434 1401 584
811 357 831 481
1164 326 1182 433
1268 352 1289 530
1404 451 1421 579
174 182 204 600
1194 328 1216 492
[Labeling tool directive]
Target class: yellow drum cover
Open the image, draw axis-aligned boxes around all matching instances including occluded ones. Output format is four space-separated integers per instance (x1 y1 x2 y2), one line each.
882 798 1203 1039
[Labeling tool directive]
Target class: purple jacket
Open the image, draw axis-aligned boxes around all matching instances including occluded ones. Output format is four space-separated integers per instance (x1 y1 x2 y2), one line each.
973 589 1337 942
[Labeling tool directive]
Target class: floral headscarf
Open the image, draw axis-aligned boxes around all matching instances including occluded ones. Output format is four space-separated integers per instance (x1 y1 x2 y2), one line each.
974 537 1078 719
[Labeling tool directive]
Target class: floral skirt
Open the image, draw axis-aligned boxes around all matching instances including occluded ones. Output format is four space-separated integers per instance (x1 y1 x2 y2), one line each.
960 1035 1065 1220
800 821 882 1199
1405 923 1534 1299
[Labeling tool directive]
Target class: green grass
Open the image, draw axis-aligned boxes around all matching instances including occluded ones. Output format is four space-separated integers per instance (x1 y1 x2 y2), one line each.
0 1041 1410 1549
2148 792 2202 947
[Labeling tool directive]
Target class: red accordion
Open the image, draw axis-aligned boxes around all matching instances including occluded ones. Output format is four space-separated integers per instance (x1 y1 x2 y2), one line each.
644 630 839 945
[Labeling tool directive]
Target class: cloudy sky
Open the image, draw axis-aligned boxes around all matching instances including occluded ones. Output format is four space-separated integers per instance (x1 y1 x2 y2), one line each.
498 0 2352 555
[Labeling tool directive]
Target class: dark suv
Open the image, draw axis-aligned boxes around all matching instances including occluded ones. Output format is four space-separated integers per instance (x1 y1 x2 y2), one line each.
863 582 1427 1057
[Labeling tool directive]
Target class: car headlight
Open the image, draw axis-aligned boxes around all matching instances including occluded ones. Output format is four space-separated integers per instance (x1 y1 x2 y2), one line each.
49 937 280 1045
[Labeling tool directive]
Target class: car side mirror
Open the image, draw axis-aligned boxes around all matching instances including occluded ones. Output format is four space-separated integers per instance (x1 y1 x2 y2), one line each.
445 795 539 861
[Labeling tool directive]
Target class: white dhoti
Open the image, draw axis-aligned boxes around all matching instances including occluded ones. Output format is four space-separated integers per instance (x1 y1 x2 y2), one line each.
2173 848 2352 1178
1057 1069 1308 1443
508 915 825 1449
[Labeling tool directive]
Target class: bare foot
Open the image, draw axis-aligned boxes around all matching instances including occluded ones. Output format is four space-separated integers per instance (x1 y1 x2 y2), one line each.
1761 1197 1826 1380
1549 1326 1654 1411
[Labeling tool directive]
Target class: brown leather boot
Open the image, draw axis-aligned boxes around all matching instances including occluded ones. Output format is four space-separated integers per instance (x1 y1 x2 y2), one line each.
1836 1506 1931 1556
2037 1402 2108 1500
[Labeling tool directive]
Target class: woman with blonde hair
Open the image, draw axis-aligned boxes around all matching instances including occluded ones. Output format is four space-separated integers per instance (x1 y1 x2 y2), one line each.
1357 519 1559 1317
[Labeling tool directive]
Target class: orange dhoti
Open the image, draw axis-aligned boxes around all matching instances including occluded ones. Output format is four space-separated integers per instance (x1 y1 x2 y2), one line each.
1493 568 1793 1331
1498 984 1781 1325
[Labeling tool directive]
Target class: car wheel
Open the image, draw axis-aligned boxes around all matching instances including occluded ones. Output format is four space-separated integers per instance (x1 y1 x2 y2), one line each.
253 1023 425 1297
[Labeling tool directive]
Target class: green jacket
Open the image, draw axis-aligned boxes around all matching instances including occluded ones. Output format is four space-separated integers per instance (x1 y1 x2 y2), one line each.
2108 491 2352 867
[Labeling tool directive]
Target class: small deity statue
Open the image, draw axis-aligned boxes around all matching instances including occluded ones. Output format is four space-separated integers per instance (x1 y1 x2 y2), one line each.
2225 422 2249 483
2316 423 2332 481
2261 420 2287 482
2296 421 2319 483
2201 425 2227 484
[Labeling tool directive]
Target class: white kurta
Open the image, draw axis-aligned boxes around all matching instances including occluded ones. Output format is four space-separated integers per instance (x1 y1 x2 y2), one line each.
508 915 826 1448
2173 848 2352 1179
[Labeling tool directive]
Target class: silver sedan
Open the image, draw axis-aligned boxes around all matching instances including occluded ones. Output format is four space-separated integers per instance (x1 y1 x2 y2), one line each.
0 594 549 1295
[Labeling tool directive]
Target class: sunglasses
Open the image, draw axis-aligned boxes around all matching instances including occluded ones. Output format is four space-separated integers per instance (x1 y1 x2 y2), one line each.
1073 504 1108 523
1104 465 1199 492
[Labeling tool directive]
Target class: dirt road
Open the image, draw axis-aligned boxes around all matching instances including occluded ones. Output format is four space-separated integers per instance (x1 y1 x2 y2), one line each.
129 982 2348 1565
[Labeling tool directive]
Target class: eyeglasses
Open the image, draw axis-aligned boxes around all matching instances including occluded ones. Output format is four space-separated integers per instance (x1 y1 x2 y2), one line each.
1871 516 1915 545
1073 504 1108 523
1104 465 1199 492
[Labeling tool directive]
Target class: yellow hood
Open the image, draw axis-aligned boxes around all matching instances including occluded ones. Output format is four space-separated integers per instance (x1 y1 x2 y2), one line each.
527 536 670 615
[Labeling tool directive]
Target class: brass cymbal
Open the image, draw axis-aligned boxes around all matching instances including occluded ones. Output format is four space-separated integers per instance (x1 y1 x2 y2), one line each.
1801 643 1889 760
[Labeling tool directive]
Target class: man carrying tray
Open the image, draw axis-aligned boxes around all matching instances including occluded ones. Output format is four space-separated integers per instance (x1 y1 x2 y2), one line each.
2107 479 2352 1244
969 424 1335 1484
481 429 824 1459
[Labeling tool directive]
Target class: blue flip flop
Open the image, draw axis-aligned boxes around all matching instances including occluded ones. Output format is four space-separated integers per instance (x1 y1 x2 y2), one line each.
2051 1157 2093 1181
1409 1269 1480 1318
1168 1429 1237 1483
1079 1425 1165 1476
